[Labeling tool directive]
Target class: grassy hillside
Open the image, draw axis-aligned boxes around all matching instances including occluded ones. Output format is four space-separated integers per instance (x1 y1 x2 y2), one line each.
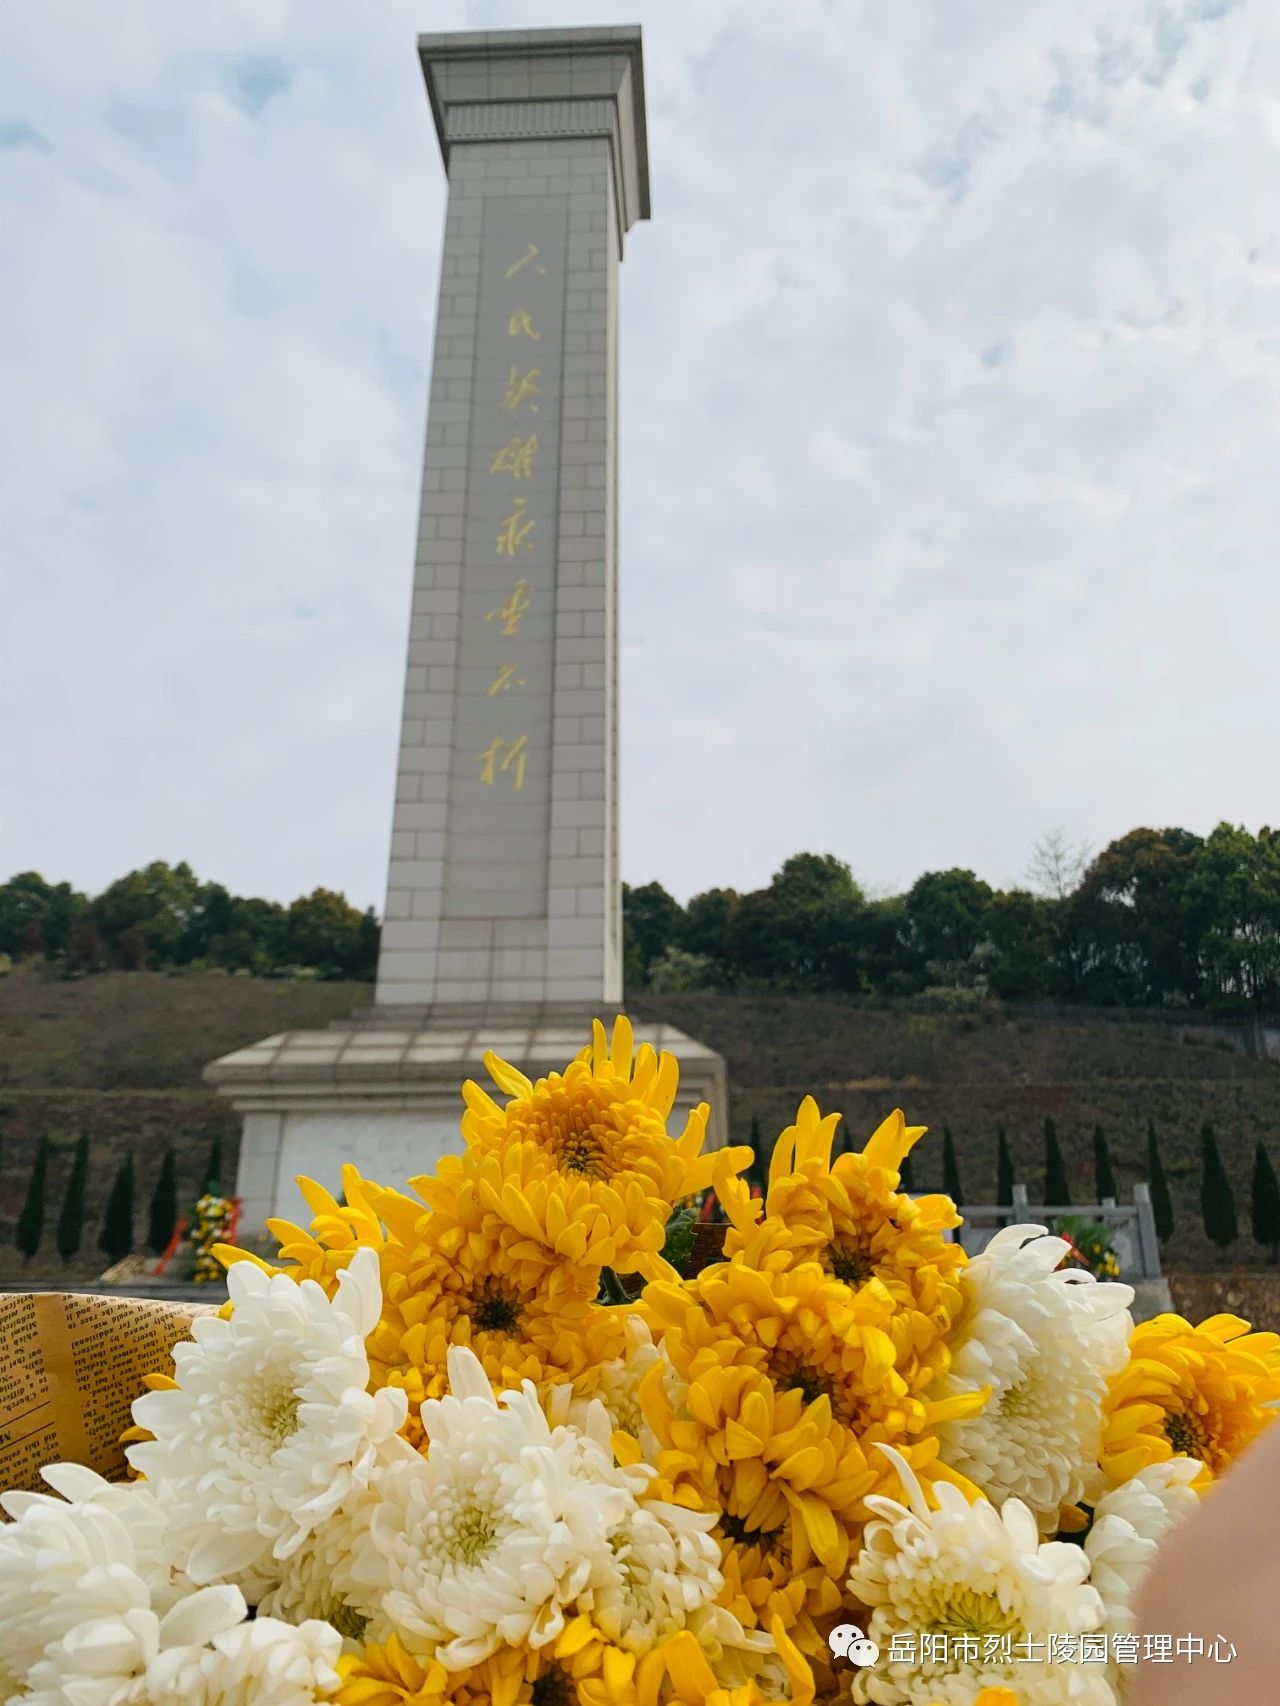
641 994 1280 1276
2 968 1279 1283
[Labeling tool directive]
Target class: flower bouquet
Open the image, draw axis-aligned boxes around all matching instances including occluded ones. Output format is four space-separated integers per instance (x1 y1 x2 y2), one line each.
1051 1216 1122 1283
3 1017 1279 1706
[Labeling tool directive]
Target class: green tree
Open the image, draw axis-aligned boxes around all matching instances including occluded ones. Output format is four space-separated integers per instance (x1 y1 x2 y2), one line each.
1075 828 1208 1006
148 1148 179 1257
1200 1123 1237 1249
1147 1119 1174 1242
942 1125 963 1206
1193 824 1280 1011
283 887 368 977
350 908 381 981
15 1136 51 1261
1044 1117 1071 1207
646 946 712 992
116 926 147 970
904 868 994 986
681 888 739 977
727 855 866 993
88 861 199 965
1251 1140 1280 1264
985 891 1056 1001
202 1132 224 1195
99 1155 136 1265
621 921 646 991
621 883 685 984
65 920 105 974
996 1123 1014 1207
1093 1124 1119 1202
56 1133 90 1263
180 880 239 963
0 872 89 960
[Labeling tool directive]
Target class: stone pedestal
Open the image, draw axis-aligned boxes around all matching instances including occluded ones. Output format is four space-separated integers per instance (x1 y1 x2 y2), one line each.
209 1012 727 1233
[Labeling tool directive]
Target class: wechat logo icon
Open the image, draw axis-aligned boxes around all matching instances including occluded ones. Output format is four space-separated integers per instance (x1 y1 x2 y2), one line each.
828 1622 879 1666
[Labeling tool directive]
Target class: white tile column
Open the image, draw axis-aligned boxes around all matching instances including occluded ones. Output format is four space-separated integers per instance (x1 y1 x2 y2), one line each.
375 28 650 1010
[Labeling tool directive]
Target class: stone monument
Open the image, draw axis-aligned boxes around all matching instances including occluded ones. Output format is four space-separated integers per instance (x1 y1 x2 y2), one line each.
206 25 728 1235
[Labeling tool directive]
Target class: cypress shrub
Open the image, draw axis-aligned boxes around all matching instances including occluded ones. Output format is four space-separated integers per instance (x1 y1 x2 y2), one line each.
148 1147 179 1257
1044 1116 1071 1207
56 1132 90 1263
1093 1123 1119 1202
996 1123 1014 1207
1250 1140 1280 1264
16 1136 51 1262
202 1131 224 1195
1200 1123 1237 1249
942 1125 963 1207
99 1154 136 1266
1146 1119 1174 1242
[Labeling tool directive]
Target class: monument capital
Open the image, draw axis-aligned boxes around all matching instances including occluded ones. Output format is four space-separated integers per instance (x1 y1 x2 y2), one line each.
418 25 651 238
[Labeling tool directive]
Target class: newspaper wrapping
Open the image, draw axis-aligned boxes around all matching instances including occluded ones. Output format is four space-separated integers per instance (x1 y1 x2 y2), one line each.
0 1291 217 1494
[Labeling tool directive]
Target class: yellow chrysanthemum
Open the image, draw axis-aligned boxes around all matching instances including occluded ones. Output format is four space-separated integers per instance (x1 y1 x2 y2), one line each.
639 1259 984 1615
721 1101 966 1391
713 1512 841 1662
337 1613 780 1706
661 1620 815 1706
216 1164 390 1294
460 1017 750 1278
353 1167 624 1445
1101 1310 1280 1488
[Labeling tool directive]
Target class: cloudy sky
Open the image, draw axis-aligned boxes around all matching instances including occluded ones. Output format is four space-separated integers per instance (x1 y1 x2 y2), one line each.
3 0 1279 911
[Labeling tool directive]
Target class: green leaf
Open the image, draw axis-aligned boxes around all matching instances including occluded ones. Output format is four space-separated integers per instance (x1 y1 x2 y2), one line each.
661 1204 698 1277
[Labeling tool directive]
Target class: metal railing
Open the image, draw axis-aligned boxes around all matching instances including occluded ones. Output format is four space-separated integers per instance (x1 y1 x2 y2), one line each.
947 1183 1162 1279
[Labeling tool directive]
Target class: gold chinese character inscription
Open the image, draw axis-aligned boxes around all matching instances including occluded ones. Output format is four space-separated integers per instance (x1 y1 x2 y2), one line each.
484 578 531 637
502 366 541 413
487 662 527 697
478 734 528 790
504 243 547 279
507 308 542 342
490 435 538 479
495 498 535 558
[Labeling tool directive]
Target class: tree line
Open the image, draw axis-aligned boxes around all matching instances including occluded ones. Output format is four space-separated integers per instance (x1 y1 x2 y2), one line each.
0 863 378 981
5 820 1280 1008
623 824 1280 1012
9 1131 225 1267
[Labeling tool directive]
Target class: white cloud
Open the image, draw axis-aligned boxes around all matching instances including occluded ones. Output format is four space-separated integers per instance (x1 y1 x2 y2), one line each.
3 0 1280 910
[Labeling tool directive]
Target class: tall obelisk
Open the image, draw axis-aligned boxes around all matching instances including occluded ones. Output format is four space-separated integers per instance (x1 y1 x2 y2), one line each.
377 25 643 1010
208 27 727 1234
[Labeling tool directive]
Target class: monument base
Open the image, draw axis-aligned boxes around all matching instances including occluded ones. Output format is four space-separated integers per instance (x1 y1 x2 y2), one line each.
205 1009 729 1236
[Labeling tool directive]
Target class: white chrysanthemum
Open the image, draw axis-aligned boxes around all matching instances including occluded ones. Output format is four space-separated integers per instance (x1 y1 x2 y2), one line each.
344 1346 641 1669
141 1617 341 1705
28 1612 342 1706
256 1488 384 1649
848 1446 1111 1706
23 1585 248 1706
1085 1458 1201 1636
0 1463 185 1695
551 1315 683 1464
128 1246 407 1586
583 1497 724 1650
928 1224 1134 1528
